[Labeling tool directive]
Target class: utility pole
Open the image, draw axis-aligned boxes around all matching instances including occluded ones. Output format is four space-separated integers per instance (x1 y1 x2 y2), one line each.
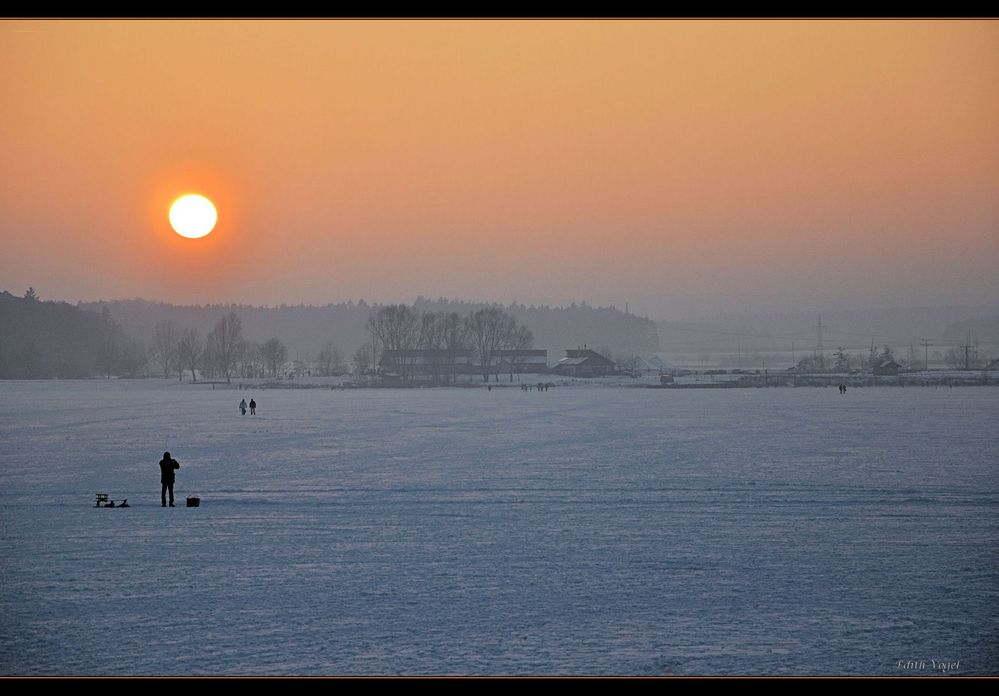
920 339 932 372
959 332 972 371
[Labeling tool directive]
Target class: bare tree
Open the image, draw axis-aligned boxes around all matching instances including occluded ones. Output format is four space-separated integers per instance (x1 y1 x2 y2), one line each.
236 340 265 378
465 307 516 382
95 306 121 379
419 312 446 384
206 312 243 383
94 333 145 379
260 337 288 377
317 342 344 376
232 339 247 378
120 338 147 378
440 311 469 385
201 337 220 379
96 335 122 380
367 305 420 381
504 324 534 382
352 342 374 378
151 319 180 379
177 327 202 381
366 317 381 378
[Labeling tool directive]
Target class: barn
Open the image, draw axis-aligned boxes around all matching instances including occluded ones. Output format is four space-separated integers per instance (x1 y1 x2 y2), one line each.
551 348 616 377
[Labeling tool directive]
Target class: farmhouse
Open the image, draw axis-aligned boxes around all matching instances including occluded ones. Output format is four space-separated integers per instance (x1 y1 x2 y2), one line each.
551 348 616 377
873 358 903 376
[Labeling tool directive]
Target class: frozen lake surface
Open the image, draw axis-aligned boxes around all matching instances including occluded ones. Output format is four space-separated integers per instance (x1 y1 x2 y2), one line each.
1 380 997 675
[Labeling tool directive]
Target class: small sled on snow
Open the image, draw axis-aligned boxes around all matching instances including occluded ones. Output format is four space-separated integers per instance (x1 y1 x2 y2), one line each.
94 493 129 508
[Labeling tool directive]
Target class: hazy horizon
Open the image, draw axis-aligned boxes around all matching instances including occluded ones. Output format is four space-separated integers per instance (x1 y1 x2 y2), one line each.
2 20 997 319
9 285 999 328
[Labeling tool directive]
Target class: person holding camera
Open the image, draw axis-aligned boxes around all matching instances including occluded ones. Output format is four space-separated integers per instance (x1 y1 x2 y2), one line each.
159 451 180 507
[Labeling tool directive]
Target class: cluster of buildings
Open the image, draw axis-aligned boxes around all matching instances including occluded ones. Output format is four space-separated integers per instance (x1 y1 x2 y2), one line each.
378 347 622 381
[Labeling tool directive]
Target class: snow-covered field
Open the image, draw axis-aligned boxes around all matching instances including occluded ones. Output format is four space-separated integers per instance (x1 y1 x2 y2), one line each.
1 380 997 676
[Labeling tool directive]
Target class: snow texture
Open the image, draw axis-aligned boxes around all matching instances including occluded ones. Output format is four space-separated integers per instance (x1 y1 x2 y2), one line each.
1 380 997 676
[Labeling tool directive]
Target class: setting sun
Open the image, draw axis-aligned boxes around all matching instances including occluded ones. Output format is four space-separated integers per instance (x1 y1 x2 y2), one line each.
169 194 217 239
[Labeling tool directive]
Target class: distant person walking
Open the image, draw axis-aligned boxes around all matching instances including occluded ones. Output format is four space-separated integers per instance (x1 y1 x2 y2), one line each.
239 398 247 416
249 398 257 415
159 451 180 507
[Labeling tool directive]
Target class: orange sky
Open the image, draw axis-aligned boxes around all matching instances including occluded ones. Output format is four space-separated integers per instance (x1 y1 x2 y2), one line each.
1 19 997 318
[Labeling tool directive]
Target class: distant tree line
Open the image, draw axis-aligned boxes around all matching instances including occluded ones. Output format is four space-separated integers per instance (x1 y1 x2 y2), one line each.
80 296 659 362
147 304 537 384
1 288 356 381
151 314 349 382
9 288 996 381
150 314 317 382
0 290 144 379
3 291 532 383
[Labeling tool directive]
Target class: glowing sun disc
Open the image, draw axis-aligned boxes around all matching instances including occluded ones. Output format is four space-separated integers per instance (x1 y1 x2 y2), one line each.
169 194 217 238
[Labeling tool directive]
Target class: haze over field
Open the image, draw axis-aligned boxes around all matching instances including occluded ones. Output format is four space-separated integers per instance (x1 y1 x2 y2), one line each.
1 20 996 317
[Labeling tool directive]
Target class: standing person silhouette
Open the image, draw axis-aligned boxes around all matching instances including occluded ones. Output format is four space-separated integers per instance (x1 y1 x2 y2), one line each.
159 451 180 507
239 398 247 416
249 398 256 415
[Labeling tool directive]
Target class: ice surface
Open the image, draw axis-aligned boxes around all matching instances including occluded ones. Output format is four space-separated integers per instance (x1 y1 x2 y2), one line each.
1 380 997 675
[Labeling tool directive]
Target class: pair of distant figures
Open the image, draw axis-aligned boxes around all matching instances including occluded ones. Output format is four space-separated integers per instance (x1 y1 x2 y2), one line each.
239 398 257 416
